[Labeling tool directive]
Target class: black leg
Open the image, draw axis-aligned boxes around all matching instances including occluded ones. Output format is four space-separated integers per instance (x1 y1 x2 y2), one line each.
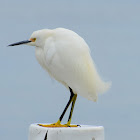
38 87 77 127
67 94 77 125
59 87 74 121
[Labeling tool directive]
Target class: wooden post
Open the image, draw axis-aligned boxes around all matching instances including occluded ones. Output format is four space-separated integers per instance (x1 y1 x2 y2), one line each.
28 124 104 140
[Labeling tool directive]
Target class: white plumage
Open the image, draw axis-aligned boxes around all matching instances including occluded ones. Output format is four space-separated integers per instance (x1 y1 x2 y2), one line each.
9 27 111 127
30 28 111 101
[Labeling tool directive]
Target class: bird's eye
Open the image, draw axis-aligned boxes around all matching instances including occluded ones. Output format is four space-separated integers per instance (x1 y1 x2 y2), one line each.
30 38 36 42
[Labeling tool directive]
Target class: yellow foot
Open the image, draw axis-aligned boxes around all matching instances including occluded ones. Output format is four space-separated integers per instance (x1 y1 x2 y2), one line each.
38 122 79 127
66 124 80 127
38 123 66 127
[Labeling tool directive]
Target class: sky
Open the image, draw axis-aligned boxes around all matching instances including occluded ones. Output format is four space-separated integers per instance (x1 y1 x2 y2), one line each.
0 0 140 140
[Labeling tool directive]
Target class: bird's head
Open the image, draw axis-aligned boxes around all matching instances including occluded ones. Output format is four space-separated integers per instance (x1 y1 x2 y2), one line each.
8 29 53 48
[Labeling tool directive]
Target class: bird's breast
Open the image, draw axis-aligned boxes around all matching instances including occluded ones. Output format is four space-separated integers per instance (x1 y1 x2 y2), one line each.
35 47 46 69
35 44 58 79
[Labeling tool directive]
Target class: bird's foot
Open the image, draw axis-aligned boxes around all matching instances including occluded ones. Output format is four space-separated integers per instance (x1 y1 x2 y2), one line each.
38 120 79 127
65 124 80 127
38 123 79 127
38 123 66 127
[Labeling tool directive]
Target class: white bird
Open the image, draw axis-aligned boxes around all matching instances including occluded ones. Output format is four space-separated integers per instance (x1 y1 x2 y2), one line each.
8 28 111 127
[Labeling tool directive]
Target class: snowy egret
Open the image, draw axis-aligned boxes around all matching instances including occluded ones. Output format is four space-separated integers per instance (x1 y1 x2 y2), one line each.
8 28 111 127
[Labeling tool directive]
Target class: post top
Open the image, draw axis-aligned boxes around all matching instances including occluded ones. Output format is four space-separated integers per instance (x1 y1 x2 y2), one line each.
29 124 104 140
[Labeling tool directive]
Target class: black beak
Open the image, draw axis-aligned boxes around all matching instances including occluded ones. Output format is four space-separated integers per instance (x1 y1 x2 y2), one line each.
8 40 31 46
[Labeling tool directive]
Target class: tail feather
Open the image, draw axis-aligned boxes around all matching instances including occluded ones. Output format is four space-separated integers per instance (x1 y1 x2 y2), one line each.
96 80 112 94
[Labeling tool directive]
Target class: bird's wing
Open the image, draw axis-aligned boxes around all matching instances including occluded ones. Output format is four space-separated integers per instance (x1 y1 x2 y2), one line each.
44 33 111 101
